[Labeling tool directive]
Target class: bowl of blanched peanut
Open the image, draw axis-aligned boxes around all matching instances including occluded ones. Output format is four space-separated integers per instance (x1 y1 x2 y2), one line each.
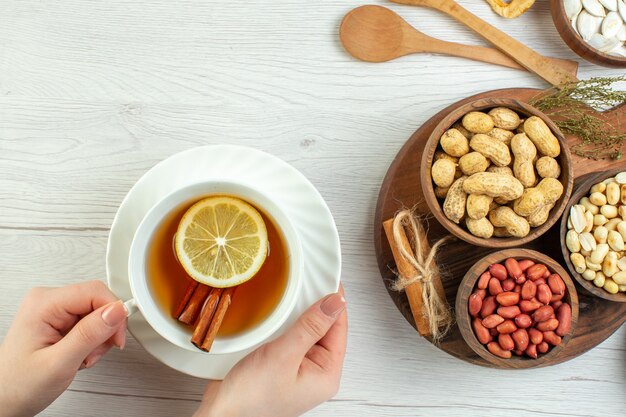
561 168 626 302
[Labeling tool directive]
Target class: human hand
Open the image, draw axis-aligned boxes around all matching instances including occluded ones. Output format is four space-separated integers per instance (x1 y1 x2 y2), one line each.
194 289 347 417
0 281 127 417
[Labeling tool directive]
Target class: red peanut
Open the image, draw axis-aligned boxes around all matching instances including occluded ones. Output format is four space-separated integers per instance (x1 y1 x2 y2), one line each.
551 300 563 311
489 278 504 295
475 289 487 300
477 271 491 289
480 296 497 318
496 291 520 307
497 305 521 319
490 328 498 336
535 318 559 332
512 349 523 356
534 278 547 286
472 317 492 344
513 284 522 294
528 328 543 345
502 278 515 291
498 333 515 351
548 274 566 296
487 341 512 358
489 263 508 280
519 299 542 313
514 314 532 329
521 281 537 300
537 284 552 305
512 328 529 351
551 292 565 303
482 314 505 329
556 304 572 337
526 264 548 280
496 320 517 334
525 343 538 359
537 341 550 353
514 274 526 284
533 305 555 323
469 293 483 317
505 258 523 279
543 331 562 346
518 259 535 272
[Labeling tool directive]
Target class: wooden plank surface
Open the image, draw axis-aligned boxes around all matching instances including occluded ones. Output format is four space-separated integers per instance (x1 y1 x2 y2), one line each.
0 0 624 416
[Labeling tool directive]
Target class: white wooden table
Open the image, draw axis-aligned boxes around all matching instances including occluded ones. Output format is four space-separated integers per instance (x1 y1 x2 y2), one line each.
1 1 625 416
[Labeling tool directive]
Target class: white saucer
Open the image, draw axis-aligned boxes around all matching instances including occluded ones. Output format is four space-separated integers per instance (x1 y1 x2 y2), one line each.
106 145 341 379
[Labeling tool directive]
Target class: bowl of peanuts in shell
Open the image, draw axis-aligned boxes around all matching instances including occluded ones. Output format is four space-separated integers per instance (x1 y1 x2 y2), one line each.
561 168 626 302
456 248 579 368
421 98 574 248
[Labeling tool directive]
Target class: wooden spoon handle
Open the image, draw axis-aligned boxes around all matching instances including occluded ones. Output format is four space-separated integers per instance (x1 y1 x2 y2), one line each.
391 0 579 86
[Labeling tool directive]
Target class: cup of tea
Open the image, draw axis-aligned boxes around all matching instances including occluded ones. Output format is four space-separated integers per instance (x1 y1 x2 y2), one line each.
126 180 304 354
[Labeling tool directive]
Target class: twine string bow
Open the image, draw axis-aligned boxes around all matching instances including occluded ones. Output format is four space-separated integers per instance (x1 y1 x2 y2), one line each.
391 209 454 343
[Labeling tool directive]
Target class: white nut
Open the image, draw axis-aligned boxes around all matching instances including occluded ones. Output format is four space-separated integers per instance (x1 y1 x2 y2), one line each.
618 256 626 271
601 204 618 219
603 251 619 277
571 253 586 273
582 269 596 281
619 205 626 220
594 226 608 244
581 248 591 256
593 214 608 226
589 191 608 206
579 197 599 215
615 171 626 184
608 230 625 251
613 270 626 285
566 230 581 253
619 285 626 292
570 205 587 233
593 271 606 287
621 184 626 205
604 278 619 294
604 176 617 185
606 182 620 205
617 221 626 241
590 243 610 264
579 232 597 252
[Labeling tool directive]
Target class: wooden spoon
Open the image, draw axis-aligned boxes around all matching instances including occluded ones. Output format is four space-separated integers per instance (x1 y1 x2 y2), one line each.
341 5 526 70
390 0 580 86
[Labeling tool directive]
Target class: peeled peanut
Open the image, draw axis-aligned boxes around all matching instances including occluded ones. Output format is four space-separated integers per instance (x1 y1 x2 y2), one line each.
593 271 606 287
619 205 626 220
613 270 626 285
617 221 626 241
589 192 607 206
606 218 621 231
621 184 626 205
604 278 619 294
570 253 586 273
578 232 596 252
590 243 609 264
581 269 596 281
606 182 620 205
601 205 618 219
590 182 606 194
580 197 599 215
603 251 619 277
584 211 594 233
586 258 602 272
608 230 625 251
620 285 626 292
593 214 608 227
593 226 608 244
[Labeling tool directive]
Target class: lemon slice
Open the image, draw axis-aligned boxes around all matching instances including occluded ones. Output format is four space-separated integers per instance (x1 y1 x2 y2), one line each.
174 196 268 288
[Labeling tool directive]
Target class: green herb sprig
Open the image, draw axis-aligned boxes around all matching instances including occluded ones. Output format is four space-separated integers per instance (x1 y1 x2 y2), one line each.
530 76 626 160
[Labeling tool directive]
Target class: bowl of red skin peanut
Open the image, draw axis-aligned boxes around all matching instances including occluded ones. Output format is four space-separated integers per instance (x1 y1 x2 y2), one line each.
456 248 579 368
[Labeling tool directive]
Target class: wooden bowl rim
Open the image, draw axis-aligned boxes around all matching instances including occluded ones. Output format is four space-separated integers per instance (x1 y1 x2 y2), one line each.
560 168 626 303
421 97 574 249
455 248 580 368
550 0 626 68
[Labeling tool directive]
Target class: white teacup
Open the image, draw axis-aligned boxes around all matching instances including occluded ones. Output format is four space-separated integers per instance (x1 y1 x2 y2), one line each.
126 180 303 354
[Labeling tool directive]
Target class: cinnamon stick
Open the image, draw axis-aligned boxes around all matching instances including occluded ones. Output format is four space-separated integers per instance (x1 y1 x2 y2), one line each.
383 218 431 337
200 287 236 352
191 288 223 348
173 280 199 318
178 284 211 325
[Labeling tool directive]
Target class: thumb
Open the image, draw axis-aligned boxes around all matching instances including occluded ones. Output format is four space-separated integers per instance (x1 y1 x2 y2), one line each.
52 300 127 368
273 292 345 358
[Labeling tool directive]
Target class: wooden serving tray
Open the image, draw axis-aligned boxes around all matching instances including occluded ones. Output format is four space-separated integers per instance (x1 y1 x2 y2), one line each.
374 88 626 368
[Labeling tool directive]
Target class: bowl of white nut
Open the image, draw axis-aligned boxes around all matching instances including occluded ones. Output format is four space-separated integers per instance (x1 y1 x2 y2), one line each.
551 0 626 68
561 168 626 302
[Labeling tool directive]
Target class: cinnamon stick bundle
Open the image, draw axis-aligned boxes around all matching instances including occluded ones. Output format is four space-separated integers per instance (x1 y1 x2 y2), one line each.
174 281 236 352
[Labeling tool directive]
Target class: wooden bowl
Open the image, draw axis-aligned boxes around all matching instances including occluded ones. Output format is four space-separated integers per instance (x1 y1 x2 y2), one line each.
551 0 626 68
420 97 574 248
456 248 579 368
560 168 626 302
